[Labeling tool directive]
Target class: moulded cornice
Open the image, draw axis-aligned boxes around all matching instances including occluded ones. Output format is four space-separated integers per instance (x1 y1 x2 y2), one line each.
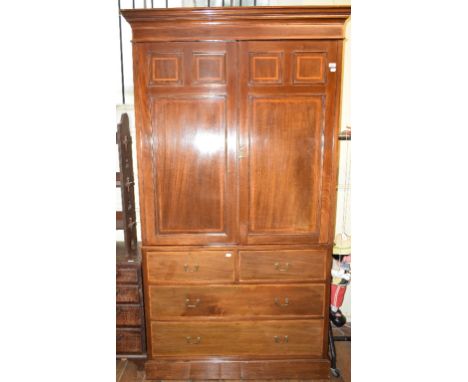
121 6 351 42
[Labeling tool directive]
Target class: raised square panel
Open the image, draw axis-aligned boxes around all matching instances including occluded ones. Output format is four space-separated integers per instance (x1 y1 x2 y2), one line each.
153 96 227 234
247 96 324 236
249 52 283 84
293 52 326 84
193 53 226 84
149 53 183 85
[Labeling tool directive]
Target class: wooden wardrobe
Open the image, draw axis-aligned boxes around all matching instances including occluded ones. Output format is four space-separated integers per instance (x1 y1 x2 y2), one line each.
122 6 350 380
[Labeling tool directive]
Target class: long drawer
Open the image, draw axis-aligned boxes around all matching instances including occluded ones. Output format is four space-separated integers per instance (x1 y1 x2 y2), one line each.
146 251 235 284
151 320 324 357
149 284 325 319
239 249 327 282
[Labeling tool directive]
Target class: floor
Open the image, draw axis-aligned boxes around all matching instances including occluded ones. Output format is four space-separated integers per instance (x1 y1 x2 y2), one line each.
116 323 351 382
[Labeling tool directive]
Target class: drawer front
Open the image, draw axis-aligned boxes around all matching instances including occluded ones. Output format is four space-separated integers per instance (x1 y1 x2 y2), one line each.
116 267 138 284
239 249 327 282
149 284 325 319
117 304 142 327
151 320 323 357
145 359 330 380
116 329 143 354
146 251 235 284
116 285 140 303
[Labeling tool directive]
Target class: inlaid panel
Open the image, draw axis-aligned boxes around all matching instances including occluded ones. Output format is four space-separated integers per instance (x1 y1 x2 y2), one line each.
153 96 227 234
247 96 324 238
249 53 283 84
293 52 326 84
193 53 226 84
149 53 183 85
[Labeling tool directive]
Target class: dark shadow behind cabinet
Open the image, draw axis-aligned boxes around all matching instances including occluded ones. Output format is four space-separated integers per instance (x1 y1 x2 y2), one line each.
122 6 350 380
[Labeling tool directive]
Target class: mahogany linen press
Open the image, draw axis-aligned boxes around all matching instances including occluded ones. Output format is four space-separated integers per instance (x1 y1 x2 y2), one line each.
121 6 351 380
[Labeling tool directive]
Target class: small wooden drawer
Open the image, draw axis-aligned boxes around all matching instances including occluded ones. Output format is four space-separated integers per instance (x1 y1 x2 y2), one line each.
239 249 327 282
117 329 143 354
151 320 324 357
116 285 140 304
146 251 235 284
149 284 325 319
117 304 142 327
116 267 138 284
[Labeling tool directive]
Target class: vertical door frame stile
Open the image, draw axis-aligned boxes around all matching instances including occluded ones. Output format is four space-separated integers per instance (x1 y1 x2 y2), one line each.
131 40 154 358
227 41 241 246
321 39 344 358
238 40 248 244
231 41 242 282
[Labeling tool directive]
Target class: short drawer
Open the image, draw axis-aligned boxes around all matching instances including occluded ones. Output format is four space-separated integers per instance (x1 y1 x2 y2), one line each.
149 284 325 319
117 329 143 354
117 304 142 327
239 249 327 282
116 267 138 284
146 251 235 284
116 285 140 304
151 320 324 357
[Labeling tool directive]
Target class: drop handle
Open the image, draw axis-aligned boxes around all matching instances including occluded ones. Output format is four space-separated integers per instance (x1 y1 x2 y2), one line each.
274 262 290 272
184 264 199 273
185 298 201 308
274 335 289 344
274 297 289 307
186 336 201 344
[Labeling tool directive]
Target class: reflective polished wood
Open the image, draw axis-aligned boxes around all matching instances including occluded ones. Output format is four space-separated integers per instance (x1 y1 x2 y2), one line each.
151 319 324 357
122 5 350 380
148 284 326 319
133 41 237 246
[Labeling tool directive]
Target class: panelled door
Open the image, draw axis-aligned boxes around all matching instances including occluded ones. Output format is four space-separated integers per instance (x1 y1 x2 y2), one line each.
136 42 238 245
238 41 340 245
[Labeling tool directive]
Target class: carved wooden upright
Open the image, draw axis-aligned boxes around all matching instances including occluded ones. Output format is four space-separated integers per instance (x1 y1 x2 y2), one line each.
122 6 350 380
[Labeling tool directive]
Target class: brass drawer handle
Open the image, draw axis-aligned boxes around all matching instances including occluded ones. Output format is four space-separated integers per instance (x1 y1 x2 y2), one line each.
185 298 201 308
274 297 289 307
274 262 290 272
186 336 201 344
184 264 199 273
274 335 289 344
